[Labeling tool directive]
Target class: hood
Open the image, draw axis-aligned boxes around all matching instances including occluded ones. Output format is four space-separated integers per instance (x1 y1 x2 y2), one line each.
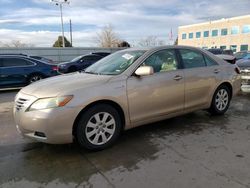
21 72 113 98
58 61 75 66
236 59 250 68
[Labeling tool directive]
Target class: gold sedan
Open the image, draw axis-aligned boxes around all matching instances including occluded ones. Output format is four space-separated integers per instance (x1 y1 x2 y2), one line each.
13 46 241 150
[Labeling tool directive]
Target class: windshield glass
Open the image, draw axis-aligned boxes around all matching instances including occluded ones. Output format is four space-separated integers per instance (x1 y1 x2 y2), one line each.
71 55 83 62
235 52 247 59
85 50 146 75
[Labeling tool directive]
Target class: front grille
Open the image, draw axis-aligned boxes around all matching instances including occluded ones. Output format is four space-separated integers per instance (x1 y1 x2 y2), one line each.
15 98 29 111
242 79 250 85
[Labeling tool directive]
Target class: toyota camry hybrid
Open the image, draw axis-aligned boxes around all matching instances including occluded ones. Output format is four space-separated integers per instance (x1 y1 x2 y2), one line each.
13 46 241 150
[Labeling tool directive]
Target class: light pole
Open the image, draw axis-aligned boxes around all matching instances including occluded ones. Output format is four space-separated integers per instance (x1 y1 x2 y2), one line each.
51 0 70 47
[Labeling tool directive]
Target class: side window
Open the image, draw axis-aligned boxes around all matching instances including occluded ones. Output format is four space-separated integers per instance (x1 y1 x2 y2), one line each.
82 55 101 63
204 56 218 66
2 58 34 67
179 49 206 69
143 50 178 73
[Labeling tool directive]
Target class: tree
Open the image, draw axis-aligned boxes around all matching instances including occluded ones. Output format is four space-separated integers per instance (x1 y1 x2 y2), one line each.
96 25 120 48
117 41 131 48
53 36 72 47
174 37 178 45
138 36 165 47
2 40 35 48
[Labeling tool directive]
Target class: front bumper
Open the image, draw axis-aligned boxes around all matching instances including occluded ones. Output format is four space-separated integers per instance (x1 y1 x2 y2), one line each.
13 92 81 144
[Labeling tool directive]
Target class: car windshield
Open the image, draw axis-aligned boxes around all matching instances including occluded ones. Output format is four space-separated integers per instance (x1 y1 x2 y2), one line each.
84 50 146 75
71 56 83 62
235 52 250 60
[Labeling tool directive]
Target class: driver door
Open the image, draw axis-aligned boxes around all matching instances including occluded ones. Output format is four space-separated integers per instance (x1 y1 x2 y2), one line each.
126 49 185 124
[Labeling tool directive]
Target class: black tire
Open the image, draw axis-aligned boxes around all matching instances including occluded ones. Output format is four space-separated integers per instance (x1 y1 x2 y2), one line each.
75 104 122 151
68 66 77 73
28 74 43 84
209 85 231 115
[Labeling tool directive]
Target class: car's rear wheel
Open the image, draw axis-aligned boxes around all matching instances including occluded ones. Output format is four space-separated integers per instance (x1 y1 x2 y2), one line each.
209 85 231 115
28 74 43 84
75 104 122 150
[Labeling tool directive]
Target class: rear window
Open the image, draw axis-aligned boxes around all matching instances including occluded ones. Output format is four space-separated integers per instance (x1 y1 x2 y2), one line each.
179 49 206 69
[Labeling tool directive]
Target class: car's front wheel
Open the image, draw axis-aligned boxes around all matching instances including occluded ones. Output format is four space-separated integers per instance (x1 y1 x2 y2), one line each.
209 85 231 115
75 104 122 150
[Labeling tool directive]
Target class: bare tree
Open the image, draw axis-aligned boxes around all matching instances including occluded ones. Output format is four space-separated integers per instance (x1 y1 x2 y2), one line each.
96 25 120 48
138 36 165 47
2 40 35 48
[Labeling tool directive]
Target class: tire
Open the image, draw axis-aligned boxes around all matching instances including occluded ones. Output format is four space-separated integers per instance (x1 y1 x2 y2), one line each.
209 85 231 115
68 66 77 73
28 74 43 84
75 104 122 151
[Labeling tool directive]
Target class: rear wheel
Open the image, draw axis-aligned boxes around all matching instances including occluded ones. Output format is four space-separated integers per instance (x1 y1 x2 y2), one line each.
28 74 43 84
209 85 231 115
75 104 122 150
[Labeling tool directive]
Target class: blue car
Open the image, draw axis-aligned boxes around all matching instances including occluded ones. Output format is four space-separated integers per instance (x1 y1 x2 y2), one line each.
58 52 110 73
0 54 59 88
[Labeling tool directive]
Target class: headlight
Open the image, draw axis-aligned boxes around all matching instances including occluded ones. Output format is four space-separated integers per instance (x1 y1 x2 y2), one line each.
27 95 73 111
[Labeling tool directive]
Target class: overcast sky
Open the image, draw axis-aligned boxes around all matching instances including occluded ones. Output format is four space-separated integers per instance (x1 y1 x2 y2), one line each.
0 0 249 47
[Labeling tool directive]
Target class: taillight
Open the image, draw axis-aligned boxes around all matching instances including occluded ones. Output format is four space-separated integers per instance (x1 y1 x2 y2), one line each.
234 67 241 74
52 66 58 71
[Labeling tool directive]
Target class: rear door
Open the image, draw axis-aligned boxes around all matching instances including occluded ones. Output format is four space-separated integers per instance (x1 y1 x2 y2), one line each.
0 57 35 86
178 49 221 110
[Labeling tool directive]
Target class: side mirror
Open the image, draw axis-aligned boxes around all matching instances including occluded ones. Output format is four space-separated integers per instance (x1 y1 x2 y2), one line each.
135 66 154 76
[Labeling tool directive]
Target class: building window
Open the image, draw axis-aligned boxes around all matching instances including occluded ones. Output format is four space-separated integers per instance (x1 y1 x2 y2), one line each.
231 26 239 35
204 31 209 37
189 33 194 39
196 32 201 38
182 33 187 39
240 45 248 51
242 25 250 34
230 45 237 53
220 46 226 50
212 30 218 37
221 28 228 36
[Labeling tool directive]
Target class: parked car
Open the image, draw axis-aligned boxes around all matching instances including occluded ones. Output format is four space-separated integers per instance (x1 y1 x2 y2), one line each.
236 59 250 91
235 51 250 61
207 48 234 55
58 52 111 73
14 46 241 150
0 54 59 88
30 56 55 64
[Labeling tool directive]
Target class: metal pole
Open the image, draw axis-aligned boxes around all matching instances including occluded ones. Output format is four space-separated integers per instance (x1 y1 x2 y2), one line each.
70 19 73 46
60 3 65 48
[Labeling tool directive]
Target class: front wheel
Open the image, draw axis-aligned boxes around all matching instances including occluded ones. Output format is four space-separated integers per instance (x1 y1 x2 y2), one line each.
209 85 231 115
75 104 122 150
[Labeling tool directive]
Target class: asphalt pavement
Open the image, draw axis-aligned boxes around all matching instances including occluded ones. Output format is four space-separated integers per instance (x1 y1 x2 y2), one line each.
0 90 250 188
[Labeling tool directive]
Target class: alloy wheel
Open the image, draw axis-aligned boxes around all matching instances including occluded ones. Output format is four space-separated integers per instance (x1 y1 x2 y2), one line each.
85 112 116 145
215 89 229 111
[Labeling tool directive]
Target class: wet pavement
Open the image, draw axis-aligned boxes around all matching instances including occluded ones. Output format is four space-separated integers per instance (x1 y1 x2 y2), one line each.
0 90 250 188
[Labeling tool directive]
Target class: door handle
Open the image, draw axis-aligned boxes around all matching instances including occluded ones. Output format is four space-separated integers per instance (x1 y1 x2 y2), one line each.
173 75 183 81
214 69 220 74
